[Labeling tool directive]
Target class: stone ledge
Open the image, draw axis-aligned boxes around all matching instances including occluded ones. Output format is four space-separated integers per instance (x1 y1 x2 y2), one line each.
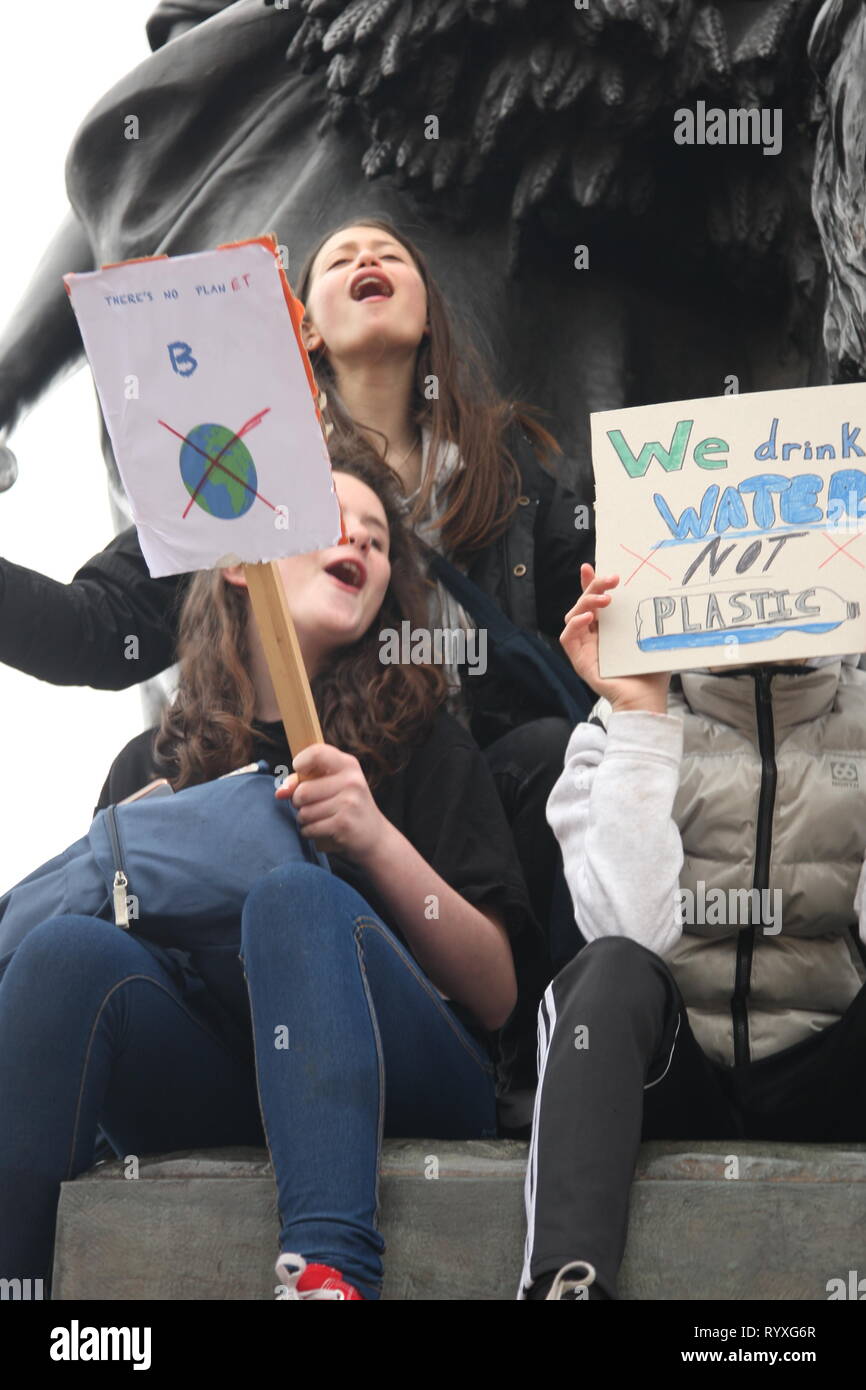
52 1140 866 1300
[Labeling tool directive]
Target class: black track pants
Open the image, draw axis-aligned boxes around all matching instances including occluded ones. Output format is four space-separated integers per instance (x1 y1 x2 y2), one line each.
520 935 866 1299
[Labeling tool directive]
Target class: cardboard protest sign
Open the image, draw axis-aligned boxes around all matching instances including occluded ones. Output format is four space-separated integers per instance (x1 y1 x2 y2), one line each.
65 238 342 756
591 382 866 676
64 240 342 578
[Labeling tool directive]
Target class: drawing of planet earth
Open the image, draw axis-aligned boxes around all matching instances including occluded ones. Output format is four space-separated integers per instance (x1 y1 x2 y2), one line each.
179 422 258 519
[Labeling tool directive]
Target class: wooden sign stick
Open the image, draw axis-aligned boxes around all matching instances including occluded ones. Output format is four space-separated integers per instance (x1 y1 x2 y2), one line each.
244 560 322 760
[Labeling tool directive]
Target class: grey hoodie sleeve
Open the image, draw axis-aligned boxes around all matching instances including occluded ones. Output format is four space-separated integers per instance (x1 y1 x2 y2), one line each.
546 706 686 958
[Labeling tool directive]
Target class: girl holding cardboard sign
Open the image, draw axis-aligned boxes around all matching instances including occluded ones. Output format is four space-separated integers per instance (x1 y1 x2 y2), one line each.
0 455 543 1301
0 218 592 1009
518 562 866 1301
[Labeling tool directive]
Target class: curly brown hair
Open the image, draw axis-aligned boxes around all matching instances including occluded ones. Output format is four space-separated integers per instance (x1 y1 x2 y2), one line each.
155 449 448 791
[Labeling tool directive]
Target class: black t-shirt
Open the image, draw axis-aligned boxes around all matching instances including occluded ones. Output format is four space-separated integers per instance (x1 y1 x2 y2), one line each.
95 711 543 1057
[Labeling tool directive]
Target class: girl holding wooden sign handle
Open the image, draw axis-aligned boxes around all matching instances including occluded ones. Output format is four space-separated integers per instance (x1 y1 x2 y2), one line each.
0 457 539 1301
0 218 593 1040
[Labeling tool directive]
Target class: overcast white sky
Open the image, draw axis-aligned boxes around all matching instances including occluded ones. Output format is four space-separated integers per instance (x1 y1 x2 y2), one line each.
0 2 158 884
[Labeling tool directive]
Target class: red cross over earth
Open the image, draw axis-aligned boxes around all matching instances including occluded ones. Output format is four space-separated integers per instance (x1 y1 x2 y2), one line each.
157 407 277 517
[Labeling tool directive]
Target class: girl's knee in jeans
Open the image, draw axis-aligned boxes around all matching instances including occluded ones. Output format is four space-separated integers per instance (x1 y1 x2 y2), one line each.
242 860 328 936
4 914 141 990
242 861 370 951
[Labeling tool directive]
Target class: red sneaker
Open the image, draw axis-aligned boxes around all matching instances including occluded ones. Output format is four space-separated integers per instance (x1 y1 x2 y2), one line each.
275 1252 366 1300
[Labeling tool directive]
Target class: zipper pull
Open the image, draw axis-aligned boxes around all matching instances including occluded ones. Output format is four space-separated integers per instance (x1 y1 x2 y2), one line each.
113 871 130 929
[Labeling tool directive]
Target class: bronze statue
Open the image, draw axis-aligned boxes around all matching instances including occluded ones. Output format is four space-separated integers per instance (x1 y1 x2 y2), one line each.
0 0 859 516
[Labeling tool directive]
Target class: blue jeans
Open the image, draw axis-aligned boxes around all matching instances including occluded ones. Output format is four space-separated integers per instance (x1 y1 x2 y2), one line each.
0 862 496 1299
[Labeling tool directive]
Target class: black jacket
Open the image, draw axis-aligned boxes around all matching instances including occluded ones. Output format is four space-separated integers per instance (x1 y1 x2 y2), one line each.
461 428 593 743
0 427 593 745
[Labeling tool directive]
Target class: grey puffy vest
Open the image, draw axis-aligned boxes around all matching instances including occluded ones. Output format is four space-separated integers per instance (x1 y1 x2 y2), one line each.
666 661 866 1066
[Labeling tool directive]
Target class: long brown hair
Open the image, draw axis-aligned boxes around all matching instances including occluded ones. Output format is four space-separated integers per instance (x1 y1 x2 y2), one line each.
155 451 448 791
296 216 559 559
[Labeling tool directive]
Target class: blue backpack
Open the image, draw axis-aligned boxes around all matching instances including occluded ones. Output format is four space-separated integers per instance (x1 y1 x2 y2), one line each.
0 761 328 981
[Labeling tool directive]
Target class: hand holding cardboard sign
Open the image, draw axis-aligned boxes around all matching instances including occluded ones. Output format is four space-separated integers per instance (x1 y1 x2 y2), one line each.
561 564 671 715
